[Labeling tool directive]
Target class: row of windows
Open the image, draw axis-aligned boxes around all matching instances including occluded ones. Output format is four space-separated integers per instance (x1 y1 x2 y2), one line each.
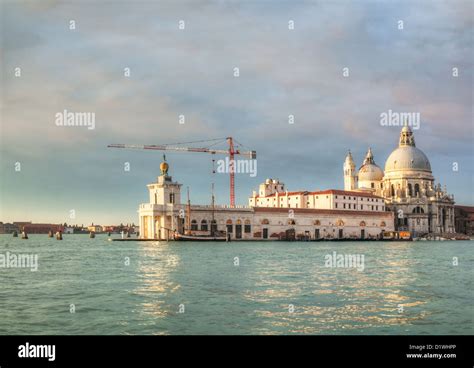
335 203 383 211
261 218 387 227
190 219 252 232
258 195 380 205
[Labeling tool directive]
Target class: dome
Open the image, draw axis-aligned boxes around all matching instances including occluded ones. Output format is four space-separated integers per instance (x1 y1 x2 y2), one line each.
384 126 432 173
384 146 431 172
358 147 384 181
359 163 384 181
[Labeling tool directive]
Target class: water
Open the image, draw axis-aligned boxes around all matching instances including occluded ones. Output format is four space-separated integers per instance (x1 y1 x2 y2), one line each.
0 235 472 335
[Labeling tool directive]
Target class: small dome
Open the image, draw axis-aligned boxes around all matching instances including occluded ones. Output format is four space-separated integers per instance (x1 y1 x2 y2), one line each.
359 163 384 181
358 147 383 181
385 146 431 172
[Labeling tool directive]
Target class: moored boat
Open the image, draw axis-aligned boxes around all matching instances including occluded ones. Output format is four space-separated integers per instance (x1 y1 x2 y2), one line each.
174 233 227 241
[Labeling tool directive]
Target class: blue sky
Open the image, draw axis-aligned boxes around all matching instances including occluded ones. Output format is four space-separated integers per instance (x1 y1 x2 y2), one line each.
1 0 473 225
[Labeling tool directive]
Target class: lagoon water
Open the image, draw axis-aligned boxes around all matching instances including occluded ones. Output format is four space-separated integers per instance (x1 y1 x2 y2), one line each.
0 235 472 335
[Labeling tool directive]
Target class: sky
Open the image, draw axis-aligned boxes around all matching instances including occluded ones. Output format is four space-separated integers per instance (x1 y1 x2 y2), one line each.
0 0 473 225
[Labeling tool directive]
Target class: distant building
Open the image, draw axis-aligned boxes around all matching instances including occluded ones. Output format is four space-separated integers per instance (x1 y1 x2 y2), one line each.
454 206 474 236
63 226 75 234
87 225 103 233
22 223 64 234
0 222 20 234
13 221 32 231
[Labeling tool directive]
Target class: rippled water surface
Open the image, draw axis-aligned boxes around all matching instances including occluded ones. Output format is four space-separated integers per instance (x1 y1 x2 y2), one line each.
0 235 472 335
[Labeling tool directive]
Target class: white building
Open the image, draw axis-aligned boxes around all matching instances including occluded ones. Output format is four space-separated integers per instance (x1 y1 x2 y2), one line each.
344 125 455 236
138 158 394 241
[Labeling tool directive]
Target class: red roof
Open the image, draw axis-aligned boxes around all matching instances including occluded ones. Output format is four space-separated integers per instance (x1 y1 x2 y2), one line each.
308 189 384 199
252 189 383 200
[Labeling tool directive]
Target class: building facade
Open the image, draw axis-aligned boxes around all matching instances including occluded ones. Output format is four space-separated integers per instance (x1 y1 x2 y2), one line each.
454 206 474 236
344 125 455 236
138 159 394 240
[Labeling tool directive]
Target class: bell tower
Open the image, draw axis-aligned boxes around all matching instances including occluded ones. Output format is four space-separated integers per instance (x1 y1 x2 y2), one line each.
343 150 358 191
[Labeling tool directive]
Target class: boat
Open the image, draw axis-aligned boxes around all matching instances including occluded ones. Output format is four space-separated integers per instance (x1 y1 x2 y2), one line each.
174 183 229 242
174 233 228 241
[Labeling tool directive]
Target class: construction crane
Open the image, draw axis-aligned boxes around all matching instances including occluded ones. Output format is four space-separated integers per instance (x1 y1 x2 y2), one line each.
108 137 256 207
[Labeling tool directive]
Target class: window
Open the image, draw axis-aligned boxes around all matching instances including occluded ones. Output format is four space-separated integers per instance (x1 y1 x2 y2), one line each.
191 220 198 231
169 193 175 204
414 183 420 196
412 206 425 214
201 219 208 231
371 183 374 188
335 203 338 208
244 219 251 233
343 204 346 209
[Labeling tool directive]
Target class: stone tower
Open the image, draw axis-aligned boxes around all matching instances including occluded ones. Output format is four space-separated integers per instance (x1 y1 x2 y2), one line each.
343 150 358 191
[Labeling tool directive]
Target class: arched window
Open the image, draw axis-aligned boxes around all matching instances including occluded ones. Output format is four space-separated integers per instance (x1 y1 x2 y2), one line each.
414 183 420 197
201 219 208 231
391 184 395 197
191 220 198 231
244 219 251 233
408 183 413 196
412 206 424 214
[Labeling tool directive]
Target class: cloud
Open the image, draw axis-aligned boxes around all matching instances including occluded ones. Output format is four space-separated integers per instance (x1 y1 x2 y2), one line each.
1 0 472 223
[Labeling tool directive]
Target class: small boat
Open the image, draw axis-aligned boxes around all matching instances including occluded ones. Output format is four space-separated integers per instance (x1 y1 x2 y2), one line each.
174 184 228 242
174 233 227 242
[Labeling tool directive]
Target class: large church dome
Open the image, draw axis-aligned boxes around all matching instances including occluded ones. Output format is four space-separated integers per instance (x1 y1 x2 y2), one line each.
384 126 431 173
